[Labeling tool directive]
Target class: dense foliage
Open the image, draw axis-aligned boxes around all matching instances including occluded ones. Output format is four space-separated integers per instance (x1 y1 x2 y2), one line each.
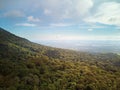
0 27 120 90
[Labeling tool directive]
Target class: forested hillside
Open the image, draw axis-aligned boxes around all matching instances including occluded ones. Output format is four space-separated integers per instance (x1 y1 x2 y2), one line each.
0 27 120 90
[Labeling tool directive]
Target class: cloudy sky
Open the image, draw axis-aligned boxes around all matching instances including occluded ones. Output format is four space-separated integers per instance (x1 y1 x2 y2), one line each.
0 0 120 41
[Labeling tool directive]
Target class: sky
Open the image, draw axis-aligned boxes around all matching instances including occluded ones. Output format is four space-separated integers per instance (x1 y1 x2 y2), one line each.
0 0 120 41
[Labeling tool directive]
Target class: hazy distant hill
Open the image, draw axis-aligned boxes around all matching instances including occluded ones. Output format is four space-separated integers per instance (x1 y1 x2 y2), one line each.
38 40 120 53
0 27 120 90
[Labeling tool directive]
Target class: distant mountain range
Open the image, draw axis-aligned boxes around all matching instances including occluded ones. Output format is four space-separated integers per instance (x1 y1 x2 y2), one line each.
0 27 120 90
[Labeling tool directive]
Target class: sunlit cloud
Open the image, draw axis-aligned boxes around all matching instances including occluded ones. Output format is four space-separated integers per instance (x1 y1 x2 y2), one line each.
27 16 40 22
88 28 93 31
50 23 73 27
44 9 52 15
16 23 36 27
41 0 93 20
85 2 120 26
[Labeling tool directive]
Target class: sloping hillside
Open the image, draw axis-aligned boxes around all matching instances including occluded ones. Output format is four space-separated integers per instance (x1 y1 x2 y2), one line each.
0 27 120 90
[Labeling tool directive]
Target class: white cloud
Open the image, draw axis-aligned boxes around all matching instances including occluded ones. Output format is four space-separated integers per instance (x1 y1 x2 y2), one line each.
88 28 93 31
4 10 25 17
85 2 120 26
42 0 93 19
44 9 52 15
90 25 105 29
79 24 105 29
16 23 36 27
27 16 40 22
50 23 73 27
1 0 94 24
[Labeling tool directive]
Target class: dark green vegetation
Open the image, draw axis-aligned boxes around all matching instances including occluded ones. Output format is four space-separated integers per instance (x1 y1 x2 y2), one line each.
0 27 120 90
